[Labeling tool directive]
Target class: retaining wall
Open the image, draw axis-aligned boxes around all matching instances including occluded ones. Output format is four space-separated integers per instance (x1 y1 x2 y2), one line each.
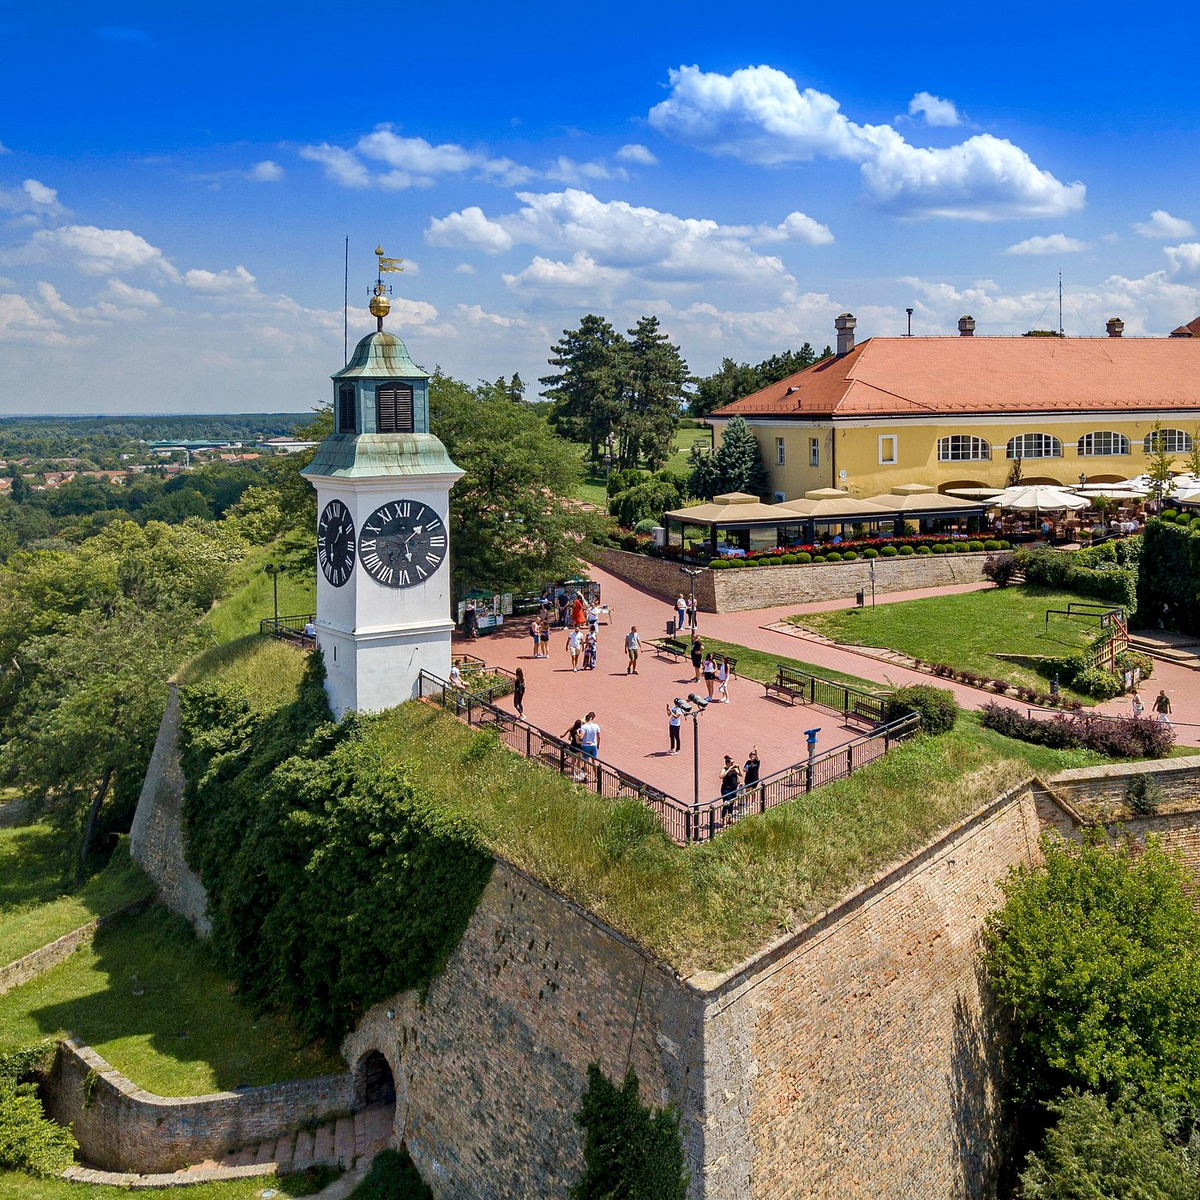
45 1038 354 1174
128 684 210 937
587 546 990 613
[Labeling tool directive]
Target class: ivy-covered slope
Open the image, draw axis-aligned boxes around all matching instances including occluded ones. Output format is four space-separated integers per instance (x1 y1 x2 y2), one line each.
178 650 492 1043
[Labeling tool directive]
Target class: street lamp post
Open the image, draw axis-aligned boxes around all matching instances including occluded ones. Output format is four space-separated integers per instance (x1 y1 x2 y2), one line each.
679 566 703 634
264 563 281 630
676 693 712 838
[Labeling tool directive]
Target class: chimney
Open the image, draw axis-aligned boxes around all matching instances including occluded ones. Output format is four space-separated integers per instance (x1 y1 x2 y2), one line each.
1106 317 1124 338
957 315 976 337
834 312 856 356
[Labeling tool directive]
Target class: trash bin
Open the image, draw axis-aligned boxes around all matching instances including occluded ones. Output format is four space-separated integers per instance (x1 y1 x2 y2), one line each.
667 618 677 637
855 589 865 607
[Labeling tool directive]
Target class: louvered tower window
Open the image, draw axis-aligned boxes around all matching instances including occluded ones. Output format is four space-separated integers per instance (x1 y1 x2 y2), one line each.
376 383 414 433
338 384 357 434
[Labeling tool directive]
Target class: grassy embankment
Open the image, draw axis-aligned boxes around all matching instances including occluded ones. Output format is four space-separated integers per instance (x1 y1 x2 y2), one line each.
202 541 316 645
792 585 1109 702
0 1168 334 1199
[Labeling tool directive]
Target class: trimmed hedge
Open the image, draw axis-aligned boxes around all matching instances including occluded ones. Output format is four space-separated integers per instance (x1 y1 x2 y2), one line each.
885 685 958 735
979 701 1175 758
1017 544 1139 614
1139 518 1200 635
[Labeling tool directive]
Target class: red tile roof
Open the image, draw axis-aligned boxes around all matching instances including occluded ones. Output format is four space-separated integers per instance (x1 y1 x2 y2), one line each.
713 335 1200 420
1171 316 1200 337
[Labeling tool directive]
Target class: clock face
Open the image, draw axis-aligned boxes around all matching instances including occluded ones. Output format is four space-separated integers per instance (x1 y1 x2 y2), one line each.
358 500 448 589
317 499 356 587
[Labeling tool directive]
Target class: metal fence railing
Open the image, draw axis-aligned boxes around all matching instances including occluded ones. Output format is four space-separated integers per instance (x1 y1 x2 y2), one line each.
776 664 890 724
260 614 316 639
419 669 921 844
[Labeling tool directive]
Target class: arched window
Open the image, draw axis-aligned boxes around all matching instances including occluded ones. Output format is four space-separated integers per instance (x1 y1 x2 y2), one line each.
1006 433 1062 459
1077 431 1130 456
937 435 992 462
376 382 414 433
1144 428 1193 454
337 383 356 434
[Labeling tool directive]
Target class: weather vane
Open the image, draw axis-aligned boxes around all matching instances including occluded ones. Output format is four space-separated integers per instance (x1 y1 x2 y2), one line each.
368 245 405 331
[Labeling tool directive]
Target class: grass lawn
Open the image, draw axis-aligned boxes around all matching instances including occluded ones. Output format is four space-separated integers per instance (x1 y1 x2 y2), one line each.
204 540 316 644
791 585 1108 701
664 425 711 475
363 700 1094 976
0 903 343 1096
0 830 153 967
0 1167 335 1199
693 635 886 694
568 426 712 505
176 634 311 710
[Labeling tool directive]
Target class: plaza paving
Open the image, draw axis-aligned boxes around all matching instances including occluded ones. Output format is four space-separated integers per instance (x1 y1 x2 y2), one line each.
456 566 1200 794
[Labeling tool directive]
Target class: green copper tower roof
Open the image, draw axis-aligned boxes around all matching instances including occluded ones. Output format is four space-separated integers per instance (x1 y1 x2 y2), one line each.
332 331 430 381
301 433 460 480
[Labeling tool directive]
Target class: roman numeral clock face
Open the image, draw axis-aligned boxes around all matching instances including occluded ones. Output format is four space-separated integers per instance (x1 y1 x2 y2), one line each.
358 500 448 589
317 499 355 587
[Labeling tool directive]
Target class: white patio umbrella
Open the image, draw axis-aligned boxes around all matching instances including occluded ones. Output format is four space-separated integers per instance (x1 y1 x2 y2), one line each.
992 485 1088 513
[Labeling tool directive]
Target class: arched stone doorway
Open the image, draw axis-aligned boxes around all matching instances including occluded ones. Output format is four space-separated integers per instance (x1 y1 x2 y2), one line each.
358 1049 396 1108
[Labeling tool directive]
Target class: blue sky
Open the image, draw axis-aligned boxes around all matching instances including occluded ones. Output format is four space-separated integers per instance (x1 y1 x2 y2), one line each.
2 0 1200 413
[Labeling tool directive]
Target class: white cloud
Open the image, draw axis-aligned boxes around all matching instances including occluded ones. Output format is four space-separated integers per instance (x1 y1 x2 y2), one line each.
11 224 179 278
102 279 161 307
183 265 258 295
648 65 1085 220
543 156 628 185
455 303 518 327
0 178 65 220
454 262 476 275
0 291 67 342
1165 243 1200 275
616 143 658 165
426 189 817 291
1005 234 1091 255
1135 209 1195 239
503 251 632 294
0 142 10 155
299 143 371 188
906 91 961 127
247 160 283 183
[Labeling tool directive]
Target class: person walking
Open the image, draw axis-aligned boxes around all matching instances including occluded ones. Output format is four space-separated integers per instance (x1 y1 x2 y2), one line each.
686 595 698 632
571 593 586 630
587 602 602 634
539 620 550 658
529 617 542 658
1154 689 1173 727
717 657 731 703
556 591 569 628
579 712 601 782
625 626 641 675
1130 686 1144 719
566 626 584 672
690 634 704 682
702 653 718 699
513 667 526 717
666 700 684 755
718 755 742 824
583 628 597 670
674 593 687 635
464 600 479 641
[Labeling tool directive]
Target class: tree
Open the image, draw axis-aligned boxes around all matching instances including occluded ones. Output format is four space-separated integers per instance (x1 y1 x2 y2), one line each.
1 606 200 881
691 358 761 417
508 373 526 403
609 476 686 528
686 441 722 501
1018 1091 1198 1200
983 834 1200 1122
1146 421 1176 507
1008 454 1025 487
7 466 30 505
756 343 820 385
430 371 589 595
1187 429 1200 479
711 416 769 498
618 317 688 471
540 315 627 469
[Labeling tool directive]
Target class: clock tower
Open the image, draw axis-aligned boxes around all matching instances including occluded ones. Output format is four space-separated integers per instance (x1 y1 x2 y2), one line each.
301 251 463 718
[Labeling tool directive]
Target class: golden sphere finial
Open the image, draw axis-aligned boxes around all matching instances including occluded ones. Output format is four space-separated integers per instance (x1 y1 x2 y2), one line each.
369 293 391 320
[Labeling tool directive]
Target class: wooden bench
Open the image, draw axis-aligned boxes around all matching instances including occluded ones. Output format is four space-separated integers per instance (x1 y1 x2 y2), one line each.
762 675 807 705
653 638 690 663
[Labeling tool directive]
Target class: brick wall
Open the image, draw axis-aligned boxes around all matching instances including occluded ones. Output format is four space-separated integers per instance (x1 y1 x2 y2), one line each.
45 1038 354 1173
1045 756 1200 810
128 685 211 937
588 546 989 613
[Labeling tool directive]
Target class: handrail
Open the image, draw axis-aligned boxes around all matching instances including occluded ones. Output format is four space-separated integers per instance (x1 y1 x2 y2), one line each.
260 614 315 637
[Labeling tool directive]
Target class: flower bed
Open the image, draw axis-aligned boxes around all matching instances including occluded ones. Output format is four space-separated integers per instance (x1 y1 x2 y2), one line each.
979 701 1175 758
707 536 1009 570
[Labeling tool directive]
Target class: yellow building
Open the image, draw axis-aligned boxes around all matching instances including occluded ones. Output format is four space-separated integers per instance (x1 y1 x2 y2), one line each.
708 313 1200 500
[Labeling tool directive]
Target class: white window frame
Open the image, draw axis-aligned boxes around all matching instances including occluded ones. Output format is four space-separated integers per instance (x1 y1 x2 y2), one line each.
809 437 820 467
1077 431 1130 457
775 437 786 466
1006 433 1062 460
878 434 898 465
937 435 992 462
1144 428 1193 454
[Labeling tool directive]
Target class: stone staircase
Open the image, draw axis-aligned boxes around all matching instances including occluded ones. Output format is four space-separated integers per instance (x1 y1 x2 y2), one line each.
180 1103 393 1178
1129 631 1200 673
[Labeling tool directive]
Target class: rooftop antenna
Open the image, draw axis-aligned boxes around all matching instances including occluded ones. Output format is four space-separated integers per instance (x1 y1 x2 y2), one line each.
1058 272 1064 337
905 307 914 337
343 235 349 365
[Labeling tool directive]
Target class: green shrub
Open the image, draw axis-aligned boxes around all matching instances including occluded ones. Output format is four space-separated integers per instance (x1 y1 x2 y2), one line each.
825 551 842 562
984 540 1001 551
811 554 826 563
1161 509 1178 522
633 518 658 535
1041 652 1090 686
1139 520 1200 635
780 554 797 565
863 548 879 559
796 552 812 564
967 540 985 552
0 1046 77 1176
841 550 858 560
881 545 898 557
708 559 727 569
349 1146 433 1199
885 685 958 735
1114 650 1153 681
1126 774 1164 817
932 543 947 554
1074 666 1123 700
953 542 970 553
998 540 1011 549
1018 1091 1197 1200
916 545 932 555
899 545 915 556
574 1066 687 1200
729 558 747 568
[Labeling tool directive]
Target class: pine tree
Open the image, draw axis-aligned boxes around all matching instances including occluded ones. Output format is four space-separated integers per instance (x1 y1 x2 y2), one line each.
619 316 689 470
686 441 721 501
508 372 526 402
711 416 768 497
540 315 626 469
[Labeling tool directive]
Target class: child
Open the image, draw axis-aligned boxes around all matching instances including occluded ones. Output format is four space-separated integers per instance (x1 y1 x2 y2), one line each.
583 630 597 670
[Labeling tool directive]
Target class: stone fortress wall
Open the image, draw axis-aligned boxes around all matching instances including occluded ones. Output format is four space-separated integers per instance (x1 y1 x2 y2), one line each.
587 545 990 613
